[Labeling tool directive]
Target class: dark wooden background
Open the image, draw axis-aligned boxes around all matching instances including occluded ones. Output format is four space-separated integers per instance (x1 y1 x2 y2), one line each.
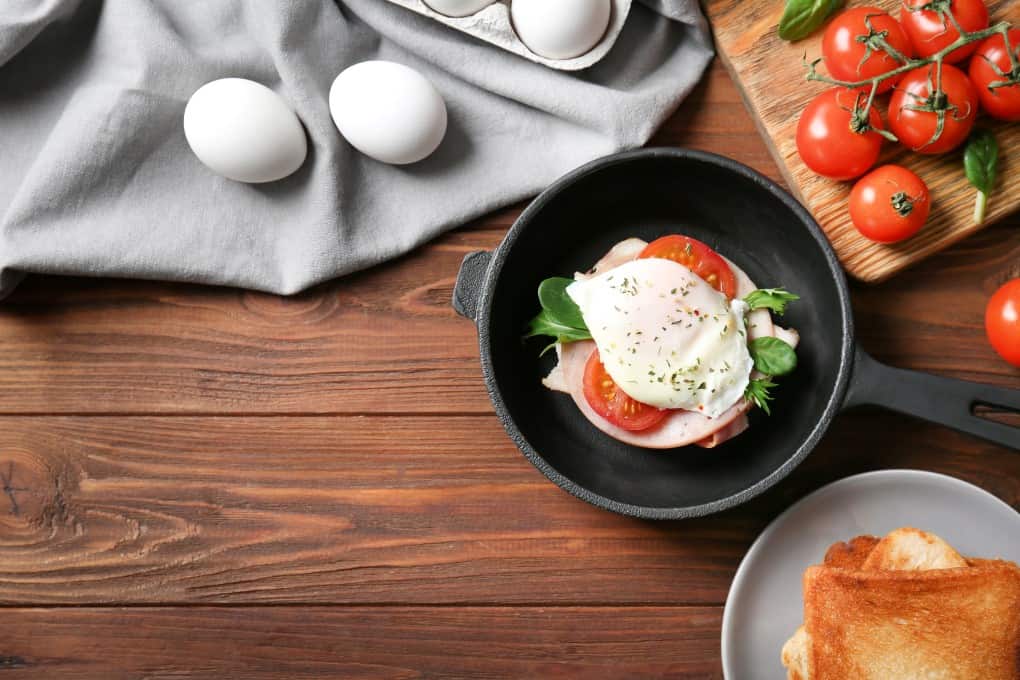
1 61 1018 679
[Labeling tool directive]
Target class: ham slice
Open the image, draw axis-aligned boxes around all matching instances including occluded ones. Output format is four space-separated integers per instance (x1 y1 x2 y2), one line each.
543 240 797 450
695 414 749 449
574 238 648 281
555 340 752 449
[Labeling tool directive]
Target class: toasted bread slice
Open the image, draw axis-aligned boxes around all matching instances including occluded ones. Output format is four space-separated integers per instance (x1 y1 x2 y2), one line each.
861 527 967 571
780 625 809 680
783 528 1020 679
822 535 880 570
803 559 1020 679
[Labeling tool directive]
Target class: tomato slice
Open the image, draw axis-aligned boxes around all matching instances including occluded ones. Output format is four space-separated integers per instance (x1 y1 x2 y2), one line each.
582 349 667 432
638 235 737 298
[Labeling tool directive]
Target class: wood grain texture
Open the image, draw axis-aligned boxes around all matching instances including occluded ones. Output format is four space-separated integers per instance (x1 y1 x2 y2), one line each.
703 0 1020 282
0 412 1016 605
0 607 724 679
0 217 1016 416
2 58 1019 677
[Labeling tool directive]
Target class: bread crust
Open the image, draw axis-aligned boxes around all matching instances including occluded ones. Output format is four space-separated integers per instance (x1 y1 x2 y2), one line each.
782 529 1020 680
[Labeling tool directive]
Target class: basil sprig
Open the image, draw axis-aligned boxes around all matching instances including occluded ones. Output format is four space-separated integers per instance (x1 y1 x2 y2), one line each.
525 277 591 354
963 129 998 225
745 377 778 415
778 0 843 41
748 336 798 376
744 288 800 315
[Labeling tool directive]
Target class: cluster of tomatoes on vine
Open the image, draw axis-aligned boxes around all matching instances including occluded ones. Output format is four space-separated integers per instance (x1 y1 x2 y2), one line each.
794 0 1019 244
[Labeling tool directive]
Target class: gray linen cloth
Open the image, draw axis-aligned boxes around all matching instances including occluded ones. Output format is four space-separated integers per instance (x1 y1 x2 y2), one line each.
0 0 713 297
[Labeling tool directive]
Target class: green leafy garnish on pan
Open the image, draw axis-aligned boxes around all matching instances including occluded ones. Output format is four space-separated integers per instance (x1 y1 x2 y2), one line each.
748 336 798 376
744 289 800 413
525 277 591 354
745 377 778 415
744 288 801 315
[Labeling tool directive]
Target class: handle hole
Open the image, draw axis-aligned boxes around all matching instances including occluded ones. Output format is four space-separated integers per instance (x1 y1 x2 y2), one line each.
972 402 1020 428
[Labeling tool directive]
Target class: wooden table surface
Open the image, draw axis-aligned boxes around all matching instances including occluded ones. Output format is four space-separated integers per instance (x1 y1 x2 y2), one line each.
1 61 1018 679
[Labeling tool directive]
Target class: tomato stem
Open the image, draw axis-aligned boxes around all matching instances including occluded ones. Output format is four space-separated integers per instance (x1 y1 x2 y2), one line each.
1004 25 1020 72
806 21 1013 90
860 14 913 66
806 12 1014 149
890 191 916 217
984 25 1020 91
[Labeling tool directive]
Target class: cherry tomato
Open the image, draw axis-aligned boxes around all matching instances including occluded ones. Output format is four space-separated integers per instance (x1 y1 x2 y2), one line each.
849 165 930 243
985 279 1020 367
823 7 914 93
888 63 977 154
796 88 885 180
900 0 989 62
638 235 737 298
583 349 667 431
969 29 1020 122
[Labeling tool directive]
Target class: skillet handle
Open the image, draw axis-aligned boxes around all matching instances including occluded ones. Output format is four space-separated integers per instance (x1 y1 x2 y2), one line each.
844 348 1020 450
452 251 492 324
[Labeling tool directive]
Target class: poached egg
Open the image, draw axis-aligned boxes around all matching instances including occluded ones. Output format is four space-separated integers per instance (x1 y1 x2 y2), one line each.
566 257 753 418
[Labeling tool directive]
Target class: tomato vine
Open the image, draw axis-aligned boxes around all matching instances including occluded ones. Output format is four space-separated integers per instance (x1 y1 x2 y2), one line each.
804 6 1019 147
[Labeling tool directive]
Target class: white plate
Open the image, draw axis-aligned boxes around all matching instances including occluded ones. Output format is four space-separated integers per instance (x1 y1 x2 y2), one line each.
720 470 1020 680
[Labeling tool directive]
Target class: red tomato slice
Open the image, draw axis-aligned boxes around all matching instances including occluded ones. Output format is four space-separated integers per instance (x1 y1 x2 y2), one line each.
582 349 667 432
638 235 738 298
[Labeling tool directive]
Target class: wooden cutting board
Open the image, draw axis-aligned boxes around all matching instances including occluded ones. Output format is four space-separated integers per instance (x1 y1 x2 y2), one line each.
703 0 1019 282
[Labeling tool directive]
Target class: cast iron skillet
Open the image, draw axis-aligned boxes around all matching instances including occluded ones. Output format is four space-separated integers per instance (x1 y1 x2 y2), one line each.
452 148 1020 519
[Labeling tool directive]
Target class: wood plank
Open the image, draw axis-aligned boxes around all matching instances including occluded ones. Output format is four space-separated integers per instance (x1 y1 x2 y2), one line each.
649 61 780 180
704 0 1020 282
0 229 499 416
0 606 724 679
0 219 1016 415
0 413 1016 605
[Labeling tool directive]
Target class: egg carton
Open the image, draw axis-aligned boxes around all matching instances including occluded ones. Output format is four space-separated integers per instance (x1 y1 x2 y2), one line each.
383 0 633 71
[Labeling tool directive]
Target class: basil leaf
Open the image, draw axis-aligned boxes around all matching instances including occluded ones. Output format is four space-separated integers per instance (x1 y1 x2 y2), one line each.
537 277 587 331
748 337 798 376
745 377 778 415
524 309 592 344
743 288 800 315
778 0 843 41
964 129 998 195
964 129 998 224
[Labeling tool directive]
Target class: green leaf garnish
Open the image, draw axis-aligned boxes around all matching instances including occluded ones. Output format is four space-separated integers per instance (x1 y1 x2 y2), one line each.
778 0 843 42
525 309 592 343
525 278 591 349
537 277 587 329
963 129 998 225
748 336 798 376
745 377 778 415
743 288 800 315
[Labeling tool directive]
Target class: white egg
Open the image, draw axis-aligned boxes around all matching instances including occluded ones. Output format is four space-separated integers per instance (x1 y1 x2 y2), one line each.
566 258 753 418
511 0 612 60
422 0 494 17
329 61 447 165
183 78 307 184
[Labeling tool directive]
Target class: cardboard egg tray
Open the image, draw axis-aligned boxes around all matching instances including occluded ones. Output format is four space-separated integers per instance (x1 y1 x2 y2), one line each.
382 0 633 71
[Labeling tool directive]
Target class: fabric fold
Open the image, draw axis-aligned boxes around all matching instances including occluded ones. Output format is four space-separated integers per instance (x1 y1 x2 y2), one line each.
0 0 713 298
